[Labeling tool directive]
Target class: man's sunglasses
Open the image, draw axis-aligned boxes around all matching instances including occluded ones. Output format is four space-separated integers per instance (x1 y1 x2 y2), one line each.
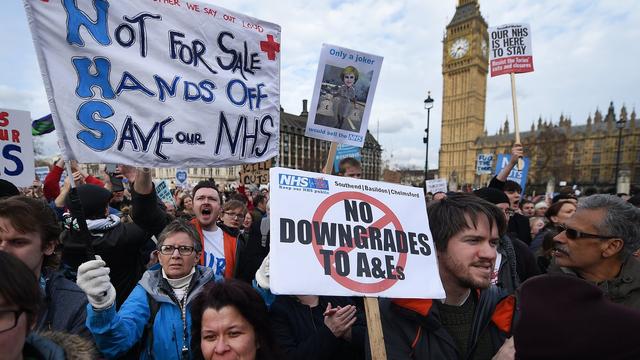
557 224 618 240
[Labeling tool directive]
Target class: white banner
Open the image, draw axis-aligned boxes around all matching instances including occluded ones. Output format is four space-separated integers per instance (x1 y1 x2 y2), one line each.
425 178 447 194
0 109 35 187
269 167 445 299
24 0 280 167
305 44 383 147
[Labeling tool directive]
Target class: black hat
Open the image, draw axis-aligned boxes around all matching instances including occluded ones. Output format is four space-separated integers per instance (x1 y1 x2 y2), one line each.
473 187 509 205
0 179 19 198
65 184 112 219
514 275 640 359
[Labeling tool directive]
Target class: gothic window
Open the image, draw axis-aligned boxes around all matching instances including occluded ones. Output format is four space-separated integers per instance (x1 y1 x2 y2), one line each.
591 168 600 183
592 153 601 164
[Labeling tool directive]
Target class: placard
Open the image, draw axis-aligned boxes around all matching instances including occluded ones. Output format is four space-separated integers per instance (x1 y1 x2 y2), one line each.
495 154 530 194
476 153 494 175
0 109 35 187
24 0 280 167
154 179 175 206
269 167 445 298
305 44 383 147
240 159 271 185
175 169 188 187
489 23 534 77
425 178 447 194
333 144 362 173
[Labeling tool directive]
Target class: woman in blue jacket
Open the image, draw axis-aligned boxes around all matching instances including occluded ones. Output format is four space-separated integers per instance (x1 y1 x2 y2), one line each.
76 219 220 359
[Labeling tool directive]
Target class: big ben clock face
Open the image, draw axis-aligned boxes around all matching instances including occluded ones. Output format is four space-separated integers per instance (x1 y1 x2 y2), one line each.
449 37 469 59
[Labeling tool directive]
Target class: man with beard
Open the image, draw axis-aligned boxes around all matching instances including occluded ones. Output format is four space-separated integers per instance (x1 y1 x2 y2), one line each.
550 194 640 310
130 168 244 278
378 193 516 359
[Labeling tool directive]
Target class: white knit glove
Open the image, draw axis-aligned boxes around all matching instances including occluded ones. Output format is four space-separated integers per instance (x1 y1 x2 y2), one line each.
255 254 270 290
76 256 116 310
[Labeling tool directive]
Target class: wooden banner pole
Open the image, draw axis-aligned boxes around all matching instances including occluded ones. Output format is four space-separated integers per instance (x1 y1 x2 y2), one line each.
510 72 523 170
322 142 387 359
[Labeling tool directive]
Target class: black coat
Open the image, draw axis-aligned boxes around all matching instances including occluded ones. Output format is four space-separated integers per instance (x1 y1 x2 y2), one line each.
270 295 366 360
62 221 153 308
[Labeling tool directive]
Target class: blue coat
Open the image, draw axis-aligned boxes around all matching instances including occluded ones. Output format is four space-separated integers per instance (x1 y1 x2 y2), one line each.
87 265 218 360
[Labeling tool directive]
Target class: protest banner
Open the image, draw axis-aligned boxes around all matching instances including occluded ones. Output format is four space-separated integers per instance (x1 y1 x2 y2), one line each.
489 23 533 78
35 166 50 182
154 179 175 206
425 178 447 195
476 153 494 175
240 159 271 185
333 144 362 173
24 0 280 167
489 23 533 157
495 154 530 194
305 44 383 147
175 169 188 188
0 109 35 187
269 167 445 299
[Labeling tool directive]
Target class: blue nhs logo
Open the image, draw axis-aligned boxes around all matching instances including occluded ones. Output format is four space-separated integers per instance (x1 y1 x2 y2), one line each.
278 174 329 190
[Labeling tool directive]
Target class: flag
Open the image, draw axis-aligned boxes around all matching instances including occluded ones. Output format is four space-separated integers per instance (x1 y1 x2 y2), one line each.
31 114 55 136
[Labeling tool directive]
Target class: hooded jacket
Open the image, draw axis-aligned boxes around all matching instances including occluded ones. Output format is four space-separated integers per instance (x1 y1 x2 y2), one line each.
377 287 516 360
86 265 218 360
23 331 97 360
37 269 90 338
549 255 640 310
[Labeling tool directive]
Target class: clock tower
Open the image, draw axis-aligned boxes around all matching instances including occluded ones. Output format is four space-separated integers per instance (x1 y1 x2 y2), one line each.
438 0 489 186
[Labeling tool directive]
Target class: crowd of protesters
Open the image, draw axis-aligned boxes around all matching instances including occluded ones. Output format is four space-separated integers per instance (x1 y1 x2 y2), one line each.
0 148 639 359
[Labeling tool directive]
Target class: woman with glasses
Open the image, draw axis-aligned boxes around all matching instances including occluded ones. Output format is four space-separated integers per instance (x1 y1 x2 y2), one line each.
217 200 254 283
76 220 220 359
0 251 97 359
529 200 577 273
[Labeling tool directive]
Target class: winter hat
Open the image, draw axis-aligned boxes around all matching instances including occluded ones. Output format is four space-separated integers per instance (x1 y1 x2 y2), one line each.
473 187 509 205
65 184 112 219
534 201 548 210
0 179 19 198
514 275 640 359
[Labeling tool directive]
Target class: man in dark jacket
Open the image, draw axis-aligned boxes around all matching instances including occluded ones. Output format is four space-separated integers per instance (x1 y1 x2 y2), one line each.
488 143 532 245
379 194 516 359
549 194 640 310
0 196 90 337
61 184 153 308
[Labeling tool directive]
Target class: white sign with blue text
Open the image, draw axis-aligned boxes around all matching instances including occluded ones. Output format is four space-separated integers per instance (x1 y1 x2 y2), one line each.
0 109 35 187
24 0 280 167
476 153 494 175
305 44 383 147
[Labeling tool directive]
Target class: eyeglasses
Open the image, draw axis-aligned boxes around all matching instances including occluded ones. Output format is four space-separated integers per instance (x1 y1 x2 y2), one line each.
0 310 23 333
224 212 245 220
557 224 618 240
158 245 195 256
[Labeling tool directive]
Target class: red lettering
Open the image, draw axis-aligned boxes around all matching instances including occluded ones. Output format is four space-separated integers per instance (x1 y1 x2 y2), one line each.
11 130 20 143
0 112 8 127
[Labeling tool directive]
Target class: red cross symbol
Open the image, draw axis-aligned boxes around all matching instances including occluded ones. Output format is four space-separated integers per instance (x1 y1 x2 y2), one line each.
260 34 280 61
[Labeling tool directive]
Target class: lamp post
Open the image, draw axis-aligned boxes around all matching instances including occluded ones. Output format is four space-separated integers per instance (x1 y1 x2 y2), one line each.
423 91 434 182
614 117 626 192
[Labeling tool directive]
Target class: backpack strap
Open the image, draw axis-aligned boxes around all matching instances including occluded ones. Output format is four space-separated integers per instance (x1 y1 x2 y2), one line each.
143 293 160 357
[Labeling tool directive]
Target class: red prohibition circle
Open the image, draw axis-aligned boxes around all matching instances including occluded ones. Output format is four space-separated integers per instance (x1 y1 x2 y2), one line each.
311 191 407 293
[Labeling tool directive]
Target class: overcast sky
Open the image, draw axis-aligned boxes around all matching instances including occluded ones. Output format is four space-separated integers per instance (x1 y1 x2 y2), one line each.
1 0 638 169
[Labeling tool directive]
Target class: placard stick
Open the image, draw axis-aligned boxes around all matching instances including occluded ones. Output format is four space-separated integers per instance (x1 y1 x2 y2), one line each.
364 297 388 359
321 142 387 360
510 72 523 170
323 142 338 174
